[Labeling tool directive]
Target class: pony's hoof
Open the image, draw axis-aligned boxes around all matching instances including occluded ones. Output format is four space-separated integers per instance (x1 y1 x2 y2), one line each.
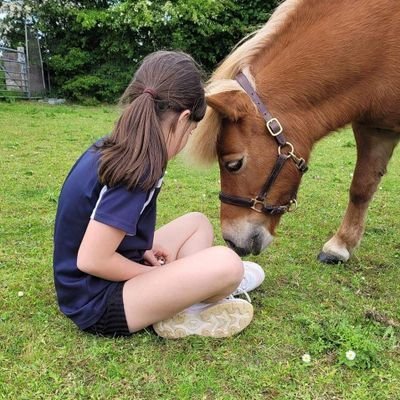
317 252 345 264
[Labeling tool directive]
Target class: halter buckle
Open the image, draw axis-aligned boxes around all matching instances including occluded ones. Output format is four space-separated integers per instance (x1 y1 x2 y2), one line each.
250 198 264 213
266 118 283 136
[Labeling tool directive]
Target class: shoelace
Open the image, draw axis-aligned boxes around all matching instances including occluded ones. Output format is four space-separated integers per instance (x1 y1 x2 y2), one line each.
228 288 251 303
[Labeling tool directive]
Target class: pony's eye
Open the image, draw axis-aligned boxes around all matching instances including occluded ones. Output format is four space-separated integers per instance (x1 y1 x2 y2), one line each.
225 158 244 173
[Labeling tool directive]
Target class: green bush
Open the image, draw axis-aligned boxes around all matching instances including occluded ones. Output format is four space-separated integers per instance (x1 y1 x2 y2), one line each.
62 75 104 104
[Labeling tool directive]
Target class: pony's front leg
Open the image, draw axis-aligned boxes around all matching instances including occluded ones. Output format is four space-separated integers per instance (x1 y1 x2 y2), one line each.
318 122 399 264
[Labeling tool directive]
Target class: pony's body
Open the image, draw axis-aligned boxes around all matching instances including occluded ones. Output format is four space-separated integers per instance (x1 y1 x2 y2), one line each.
189 0 400 261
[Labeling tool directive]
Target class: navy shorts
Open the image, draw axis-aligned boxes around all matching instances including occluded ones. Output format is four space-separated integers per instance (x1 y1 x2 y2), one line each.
83 282 131 338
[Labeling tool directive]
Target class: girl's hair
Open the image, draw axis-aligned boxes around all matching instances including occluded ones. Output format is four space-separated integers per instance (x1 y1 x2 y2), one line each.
97 51 206 191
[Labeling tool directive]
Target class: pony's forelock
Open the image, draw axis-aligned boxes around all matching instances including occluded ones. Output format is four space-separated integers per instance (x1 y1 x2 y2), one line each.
183 106 221 166
184 79 247 166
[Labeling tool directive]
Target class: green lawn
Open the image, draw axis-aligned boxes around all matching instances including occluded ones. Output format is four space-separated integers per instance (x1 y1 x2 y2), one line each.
0 102 399 399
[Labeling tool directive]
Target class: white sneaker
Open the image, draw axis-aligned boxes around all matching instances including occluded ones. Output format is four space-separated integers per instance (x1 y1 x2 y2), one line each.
153 298 253 339
231 261 265 299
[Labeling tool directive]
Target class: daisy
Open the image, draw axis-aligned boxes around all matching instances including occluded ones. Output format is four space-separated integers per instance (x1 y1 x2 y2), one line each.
346 350 356 361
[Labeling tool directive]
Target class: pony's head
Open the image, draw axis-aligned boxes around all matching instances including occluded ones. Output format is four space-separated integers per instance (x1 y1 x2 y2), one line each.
187 74 307 256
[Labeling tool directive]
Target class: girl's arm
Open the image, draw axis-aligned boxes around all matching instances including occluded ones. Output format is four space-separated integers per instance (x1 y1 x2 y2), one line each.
77 220 155 281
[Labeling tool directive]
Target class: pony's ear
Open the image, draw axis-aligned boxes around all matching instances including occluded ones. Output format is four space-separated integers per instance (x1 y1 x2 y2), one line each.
206 90 251 121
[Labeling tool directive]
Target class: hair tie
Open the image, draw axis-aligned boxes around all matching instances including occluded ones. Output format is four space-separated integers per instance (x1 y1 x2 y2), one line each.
143 88 157 98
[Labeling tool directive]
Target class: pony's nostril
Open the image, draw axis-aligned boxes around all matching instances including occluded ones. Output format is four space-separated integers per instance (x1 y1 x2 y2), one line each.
223 238 250 257
251 232 261 242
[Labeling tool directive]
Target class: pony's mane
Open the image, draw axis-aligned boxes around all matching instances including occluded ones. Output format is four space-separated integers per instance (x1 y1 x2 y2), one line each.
211 0 303 82
185 0 303 165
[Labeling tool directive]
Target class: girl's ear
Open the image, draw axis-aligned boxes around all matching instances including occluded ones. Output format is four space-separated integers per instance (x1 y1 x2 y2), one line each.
178 109 191 124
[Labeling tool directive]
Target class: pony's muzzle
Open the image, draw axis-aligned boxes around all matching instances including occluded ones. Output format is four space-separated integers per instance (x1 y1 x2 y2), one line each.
222 221 274 256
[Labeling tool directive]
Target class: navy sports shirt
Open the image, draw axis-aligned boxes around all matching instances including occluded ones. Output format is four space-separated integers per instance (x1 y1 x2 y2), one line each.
53 142 162 329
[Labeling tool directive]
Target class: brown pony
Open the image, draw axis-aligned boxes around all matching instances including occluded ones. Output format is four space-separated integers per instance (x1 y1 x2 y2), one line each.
188 0 400 263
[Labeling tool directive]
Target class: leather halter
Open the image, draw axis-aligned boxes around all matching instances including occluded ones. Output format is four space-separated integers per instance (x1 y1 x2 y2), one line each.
218 72 308 216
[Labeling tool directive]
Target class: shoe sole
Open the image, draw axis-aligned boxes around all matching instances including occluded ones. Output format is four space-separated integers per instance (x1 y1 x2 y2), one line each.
153 300 254 339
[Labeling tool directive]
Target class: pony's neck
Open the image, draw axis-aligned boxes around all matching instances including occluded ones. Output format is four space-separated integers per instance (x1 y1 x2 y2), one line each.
249 0 389 148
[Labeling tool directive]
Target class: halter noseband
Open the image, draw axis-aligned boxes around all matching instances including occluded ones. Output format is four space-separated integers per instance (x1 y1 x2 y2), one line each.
219 72 308 216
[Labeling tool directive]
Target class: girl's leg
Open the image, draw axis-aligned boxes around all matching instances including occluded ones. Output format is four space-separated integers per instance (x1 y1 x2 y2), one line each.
153 212 214 260
123 213 245 332
123 246 244 332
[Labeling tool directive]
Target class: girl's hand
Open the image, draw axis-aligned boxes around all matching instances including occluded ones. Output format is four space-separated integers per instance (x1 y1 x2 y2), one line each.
143 245 171 266
143 250 161 266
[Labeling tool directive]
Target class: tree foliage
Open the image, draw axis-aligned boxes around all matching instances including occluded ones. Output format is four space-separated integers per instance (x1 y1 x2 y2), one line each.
1 0 280 102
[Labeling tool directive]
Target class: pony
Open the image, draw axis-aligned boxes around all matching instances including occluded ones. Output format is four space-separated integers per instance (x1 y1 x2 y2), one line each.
187 0 400 263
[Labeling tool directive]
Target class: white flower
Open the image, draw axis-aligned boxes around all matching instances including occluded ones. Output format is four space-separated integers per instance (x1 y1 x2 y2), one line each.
18 291 24 297
346 350 356 361
302 353 311 363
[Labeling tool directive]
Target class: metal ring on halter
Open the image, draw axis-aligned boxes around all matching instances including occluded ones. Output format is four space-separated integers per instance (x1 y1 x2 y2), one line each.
250 198 265 213
278 141 294 157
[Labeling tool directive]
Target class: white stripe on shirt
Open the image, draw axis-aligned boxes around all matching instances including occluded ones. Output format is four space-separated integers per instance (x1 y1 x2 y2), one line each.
140 177 163 214
90 185 108 220
91 177 163 222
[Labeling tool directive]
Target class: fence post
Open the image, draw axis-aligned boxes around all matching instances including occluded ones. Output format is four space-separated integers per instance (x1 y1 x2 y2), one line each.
17 46 28 96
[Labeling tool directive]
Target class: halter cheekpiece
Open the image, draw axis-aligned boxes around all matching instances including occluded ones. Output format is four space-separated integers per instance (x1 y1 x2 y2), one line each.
218 72 309 216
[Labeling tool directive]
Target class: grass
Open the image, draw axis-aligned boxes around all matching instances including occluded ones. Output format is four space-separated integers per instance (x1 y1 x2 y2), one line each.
0 101 399 399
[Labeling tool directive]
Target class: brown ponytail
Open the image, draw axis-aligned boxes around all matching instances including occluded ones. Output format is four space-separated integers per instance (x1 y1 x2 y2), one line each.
97 51 206 191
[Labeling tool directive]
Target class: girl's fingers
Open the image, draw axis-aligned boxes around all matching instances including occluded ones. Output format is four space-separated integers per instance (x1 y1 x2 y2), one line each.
144 251 161 266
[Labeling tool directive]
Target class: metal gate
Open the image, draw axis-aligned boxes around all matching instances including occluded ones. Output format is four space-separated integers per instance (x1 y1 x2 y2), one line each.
0 46 29 98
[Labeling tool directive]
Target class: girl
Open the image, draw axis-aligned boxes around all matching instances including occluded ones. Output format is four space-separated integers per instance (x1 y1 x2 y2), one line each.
53 51 265 339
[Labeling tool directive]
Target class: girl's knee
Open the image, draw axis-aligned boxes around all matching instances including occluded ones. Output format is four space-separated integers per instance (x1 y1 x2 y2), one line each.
188 211 212 227
187 211 213 237
209 246 244 285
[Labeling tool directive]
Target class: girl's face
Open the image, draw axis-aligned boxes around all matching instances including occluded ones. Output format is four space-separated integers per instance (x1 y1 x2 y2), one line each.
163 110 198 160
